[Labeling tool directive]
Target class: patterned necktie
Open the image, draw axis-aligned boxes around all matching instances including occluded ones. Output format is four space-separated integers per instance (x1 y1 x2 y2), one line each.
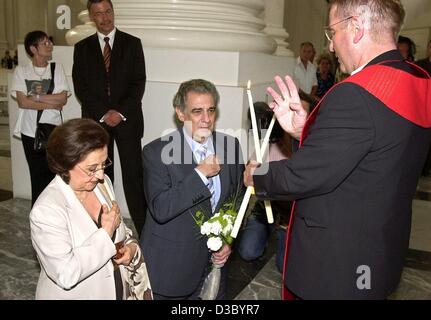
103 37 111 96
197 145 216 212
103 37 111 73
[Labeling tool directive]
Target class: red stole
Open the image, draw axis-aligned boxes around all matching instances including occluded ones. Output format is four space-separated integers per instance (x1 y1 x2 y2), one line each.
281 60 431 300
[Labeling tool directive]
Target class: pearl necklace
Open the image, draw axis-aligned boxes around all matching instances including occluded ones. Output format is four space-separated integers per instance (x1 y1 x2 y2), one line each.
33 64 48 80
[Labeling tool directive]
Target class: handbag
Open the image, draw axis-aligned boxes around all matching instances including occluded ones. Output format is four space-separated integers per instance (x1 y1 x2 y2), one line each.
97 180 153 300
34 63 63 152
123 236 154 300
34 123 57 151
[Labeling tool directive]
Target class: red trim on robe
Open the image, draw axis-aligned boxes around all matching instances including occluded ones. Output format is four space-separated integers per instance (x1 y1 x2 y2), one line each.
281 60 431 300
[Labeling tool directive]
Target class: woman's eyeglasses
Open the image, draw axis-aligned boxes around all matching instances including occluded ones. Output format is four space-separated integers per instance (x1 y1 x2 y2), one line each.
38 40 53 47
76 158 113 177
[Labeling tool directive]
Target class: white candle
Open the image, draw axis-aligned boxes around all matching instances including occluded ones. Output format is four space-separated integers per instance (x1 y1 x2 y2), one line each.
264 200 274 224
262 114 276 225
232 81 275 235
247 81 262 163
260 115 276 159
231 186 254 238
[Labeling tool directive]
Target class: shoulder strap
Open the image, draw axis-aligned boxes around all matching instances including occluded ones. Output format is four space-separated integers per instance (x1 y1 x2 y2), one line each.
36 62 57 124
47 62 56 94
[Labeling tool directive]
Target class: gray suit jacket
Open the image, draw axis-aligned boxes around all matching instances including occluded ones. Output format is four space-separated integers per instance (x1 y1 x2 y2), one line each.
140 129 244 297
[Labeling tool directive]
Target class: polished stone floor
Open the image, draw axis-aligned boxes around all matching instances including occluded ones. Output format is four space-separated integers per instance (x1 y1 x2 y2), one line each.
1 180 431 300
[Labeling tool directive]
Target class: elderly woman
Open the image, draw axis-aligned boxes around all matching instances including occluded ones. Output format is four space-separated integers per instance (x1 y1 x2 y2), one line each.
11 30 69 206
30 118 150 300
397 35 416 62
316 53 335 99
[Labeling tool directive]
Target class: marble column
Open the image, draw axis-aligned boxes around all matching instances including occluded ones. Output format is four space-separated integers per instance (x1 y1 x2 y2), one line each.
115 0 276 53
263 0 293 57
66 0 277 53
3 0 17 51
0 0 9 52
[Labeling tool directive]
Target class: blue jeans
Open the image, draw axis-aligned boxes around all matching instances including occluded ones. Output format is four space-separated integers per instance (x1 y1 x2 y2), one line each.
238 215 286 273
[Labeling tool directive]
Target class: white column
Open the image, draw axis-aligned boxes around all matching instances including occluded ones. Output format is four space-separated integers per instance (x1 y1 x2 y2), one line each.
65 0 96 46
12 0 47 44
66 0 276 53
263 0 293 56
0 0 9 52
3 0 17 50
402 0 431 27
114 0 276 53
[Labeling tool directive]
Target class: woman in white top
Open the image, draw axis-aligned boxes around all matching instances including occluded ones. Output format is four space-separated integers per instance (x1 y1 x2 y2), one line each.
30 119 150 299
11 30 69 205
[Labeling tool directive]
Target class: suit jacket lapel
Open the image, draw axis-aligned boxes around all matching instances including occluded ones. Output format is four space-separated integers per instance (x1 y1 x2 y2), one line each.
110 29 123 81
55 176 99 238
178 128 196 166
213 132 230 212
89 33 105 72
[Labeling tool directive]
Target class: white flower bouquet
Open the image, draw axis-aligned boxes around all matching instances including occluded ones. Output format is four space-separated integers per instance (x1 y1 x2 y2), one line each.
193 193 242 300
199 208 236 251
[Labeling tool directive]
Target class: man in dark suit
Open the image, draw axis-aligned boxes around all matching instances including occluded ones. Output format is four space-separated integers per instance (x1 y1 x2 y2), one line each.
140 79 244 300
245 0 431 299
416 40 431 176
72 0 146 235
416 40 431 77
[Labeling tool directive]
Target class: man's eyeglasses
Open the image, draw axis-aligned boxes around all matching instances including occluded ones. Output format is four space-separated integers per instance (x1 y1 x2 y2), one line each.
324 16 355 42
93 9 114 18
76 158 113 177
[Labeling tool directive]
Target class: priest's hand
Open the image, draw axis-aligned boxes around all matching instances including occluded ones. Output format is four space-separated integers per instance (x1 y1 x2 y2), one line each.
267 75 308 140
244 160 260 187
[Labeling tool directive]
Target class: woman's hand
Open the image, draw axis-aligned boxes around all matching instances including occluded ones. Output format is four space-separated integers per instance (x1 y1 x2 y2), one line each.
100 201 121 238
16 91 64 110
113 243 138 266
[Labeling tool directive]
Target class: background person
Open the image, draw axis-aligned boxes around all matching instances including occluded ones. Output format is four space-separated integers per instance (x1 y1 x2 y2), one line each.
316 53 335 99
397 35 416 62
13 49 18 66
10 30 69 206
237 102 292 273
415 40 431 76
416 40 431 176
72 0 147 236
1 50 14 69
293 41 319 110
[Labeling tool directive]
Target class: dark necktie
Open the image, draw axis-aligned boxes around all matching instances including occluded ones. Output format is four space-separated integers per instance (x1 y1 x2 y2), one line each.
103 37 111 73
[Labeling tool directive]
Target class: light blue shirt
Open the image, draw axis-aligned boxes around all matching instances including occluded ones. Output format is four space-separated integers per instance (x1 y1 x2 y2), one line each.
183 127 221 212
